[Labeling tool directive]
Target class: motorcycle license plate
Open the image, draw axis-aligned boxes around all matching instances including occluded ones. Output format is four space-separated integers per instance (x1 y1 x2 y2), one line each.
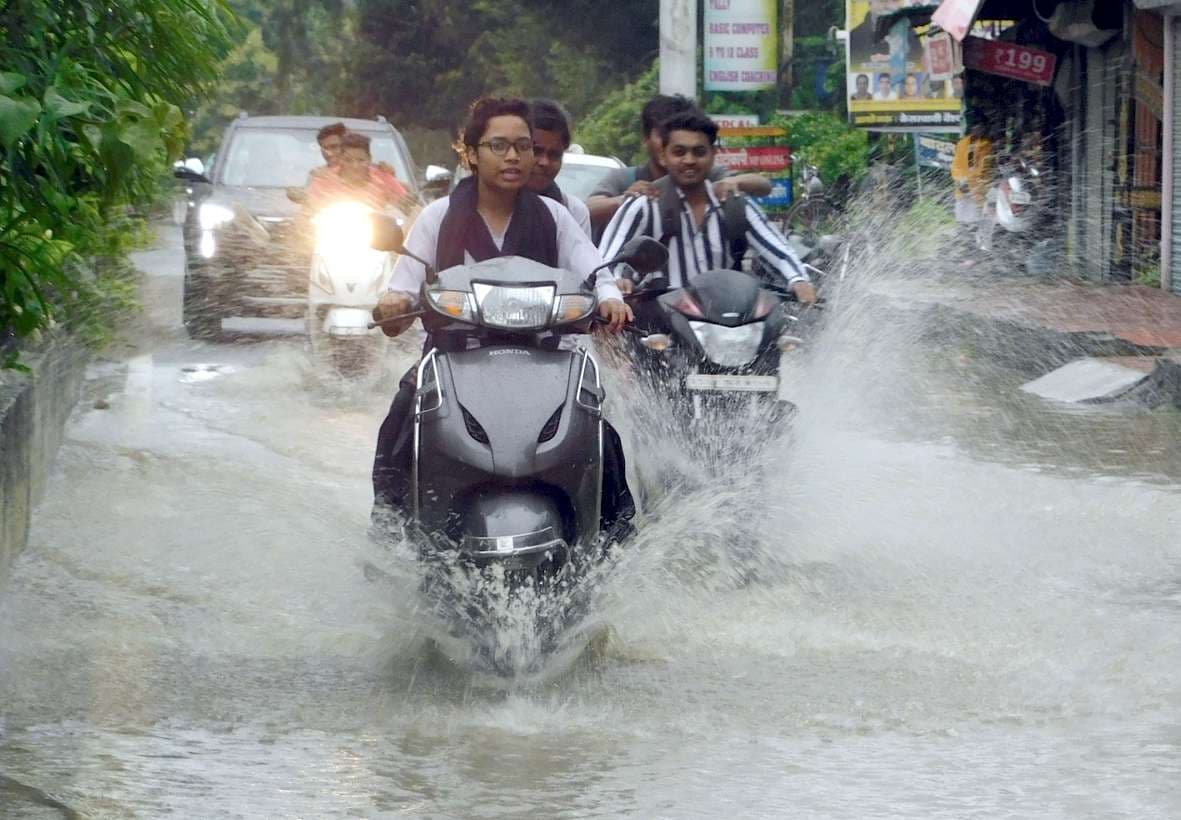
685 374 779 392
1009 189 1032 205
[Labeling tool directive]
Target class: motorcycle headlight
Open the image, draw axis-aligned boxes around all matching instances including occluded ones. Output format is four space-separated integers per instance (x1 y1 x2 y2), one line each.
314 202 374 256
473 283 555 330
689 321 765 367
426 289 477 323
198 203 234 231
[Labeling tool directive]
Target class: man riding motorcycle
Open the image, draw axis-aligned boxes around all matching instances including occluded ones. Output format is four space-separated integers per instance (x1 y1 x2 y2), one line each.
598 110 815 311
370 96 634 537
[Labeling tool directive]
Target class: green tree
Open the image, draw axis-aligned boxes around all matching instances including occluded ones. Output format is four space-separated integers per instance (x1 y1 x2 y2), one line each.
188 0 353 153
0 0 234 367
574 61 657 164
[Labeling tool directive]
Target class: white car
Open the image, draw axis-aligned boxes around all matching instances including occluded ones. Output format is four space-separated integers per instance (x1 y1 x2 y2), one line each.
554 148 625 200
450 146 624 200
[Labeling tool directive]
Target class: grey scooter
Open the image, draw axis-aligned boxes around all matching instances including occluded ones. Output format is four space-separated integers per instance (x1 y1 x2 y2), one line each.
370 220 665 668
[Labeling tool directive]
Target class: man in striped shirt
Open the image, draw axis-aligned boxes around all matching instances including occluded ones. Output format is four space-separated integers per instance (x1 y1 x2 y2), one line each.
598 110 816 305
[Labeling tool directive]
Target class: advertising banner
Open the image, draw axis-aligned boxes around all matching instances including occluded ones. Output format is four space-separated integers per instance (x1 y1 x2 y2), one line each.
915 133 957 170
846 0 963 132
714 146 791 173
962 37 1056 87
704 0 778 92
715 145 792 209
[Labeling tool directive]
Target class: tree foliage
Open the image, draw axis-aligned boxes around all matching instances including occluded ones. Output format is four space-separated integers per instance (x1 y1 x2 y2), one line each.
1 0 234 367
574 61 657 164
188 0 353 153
344 0 656 132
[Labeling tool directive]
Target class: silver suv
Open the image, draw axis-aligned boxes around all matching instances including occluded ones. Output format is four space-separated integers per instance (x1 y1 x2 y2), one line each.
175 114 423 339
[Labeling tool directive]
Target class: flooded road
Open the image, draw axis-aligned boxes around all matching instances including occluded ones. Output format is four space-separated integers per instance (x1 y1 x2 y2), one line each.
1 225 1179 818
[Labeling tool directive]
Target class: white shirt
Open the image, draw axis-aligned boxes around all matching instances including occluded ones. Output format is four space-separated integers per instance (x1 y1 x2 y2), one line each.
566 194 592 238
387 195 622 305
597 179 808 290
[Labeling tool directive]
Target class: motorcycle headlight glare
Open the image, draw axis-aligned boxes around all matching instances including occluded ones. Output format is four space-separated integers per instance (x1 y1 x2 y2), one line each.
198 203 234 231
689 321 765 367
473 283 555 330
554 293 595 324
313 202 374 254
427 289 476 323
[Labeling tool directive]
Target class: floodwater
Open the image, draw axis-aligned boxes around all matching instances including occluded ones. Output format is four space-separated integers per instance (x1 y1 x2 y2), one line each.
1 225 1179 818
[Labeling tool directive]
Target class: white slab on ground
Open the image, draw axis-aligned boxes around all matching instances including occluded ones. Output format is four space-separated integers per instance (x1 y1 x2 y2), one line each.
1021 357 1153 403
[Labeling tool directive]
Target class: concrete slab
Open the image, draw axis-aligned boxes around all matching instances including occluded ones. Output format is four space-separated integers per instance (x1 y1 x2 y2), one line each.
1021 357 1155 403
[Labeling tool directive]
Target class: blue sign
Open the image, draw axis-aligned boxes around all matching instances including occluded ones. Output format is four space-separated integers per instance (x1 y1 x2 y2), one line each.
915 133 957 171
755 177 793 209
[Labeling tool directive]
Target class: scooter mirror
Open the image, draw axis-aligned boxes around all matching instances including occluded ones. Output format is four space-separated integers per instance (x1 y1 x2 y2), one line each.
609 237 668 275
370 214 404 252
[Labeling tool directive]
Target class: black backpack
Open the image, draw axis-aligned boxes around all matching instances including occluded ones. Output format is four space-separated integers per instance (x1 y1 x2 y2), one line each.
652 175 751 272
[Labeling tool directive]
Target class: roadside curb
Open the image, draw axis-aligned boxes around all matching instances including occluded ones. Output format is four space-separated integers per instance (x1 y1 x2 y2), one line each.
909 298 1181 410
0 334 90 586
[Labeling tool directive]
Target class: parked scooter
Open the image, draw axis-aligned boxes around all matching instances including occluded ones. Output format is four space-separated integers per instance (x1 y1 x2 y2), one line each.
977 152 1049 263
369 221 667 671
992 154 1042 235
307 201 397 379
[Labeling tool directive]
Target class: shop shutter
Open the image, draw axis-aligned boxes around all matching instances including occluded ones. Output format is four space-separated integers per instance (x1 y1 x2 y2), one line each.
1173 17 1181 294
1171 17 1181 295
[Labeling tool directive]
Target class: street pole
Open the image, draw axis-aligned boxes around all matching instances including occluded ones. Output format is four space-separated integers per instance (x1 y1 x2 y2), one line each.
780 0 795 109
914 135 924 200
660 0 698 99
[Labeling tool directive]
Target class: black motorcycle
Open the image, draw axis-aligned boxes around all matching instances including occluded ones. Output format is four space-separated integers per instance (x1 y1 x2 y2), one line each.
622 268 810 485
370 222 665 670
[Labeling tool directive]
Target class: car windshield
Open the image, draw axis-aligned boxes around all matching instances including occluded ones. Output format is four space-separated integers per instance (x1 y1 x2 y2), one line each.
556 162 616 200
219 127 414 188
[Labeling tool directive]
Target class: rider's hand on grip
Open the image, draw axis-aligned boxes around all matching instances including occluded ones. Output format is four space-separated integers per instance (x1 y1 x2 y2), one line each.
373 292 415 337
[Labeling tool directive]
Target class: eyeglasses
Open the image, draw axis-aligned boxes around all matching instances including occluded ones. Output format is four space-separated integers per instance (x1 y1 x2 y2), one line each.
533 145 565 162
478 138 534 157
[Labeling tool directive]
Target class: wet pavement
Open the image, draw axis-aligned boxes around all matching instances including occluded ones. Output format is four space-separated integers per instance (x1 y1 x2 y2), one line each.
0 224 1179 818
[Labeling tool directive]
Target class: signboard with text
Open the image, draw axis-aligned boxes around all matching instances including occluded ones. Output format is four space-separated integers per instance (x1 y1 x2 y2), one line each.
846 0 963 132
963 37 1056 87
915 133 957 170
713 113 761 129
714 146 791 173
704 0 778 91
715 146 792 210
755 177 793 209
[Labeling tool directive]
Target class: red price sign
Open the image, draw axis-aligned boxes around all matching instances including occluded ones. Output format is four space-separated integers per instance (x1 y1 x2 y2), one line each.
963 37 1056 87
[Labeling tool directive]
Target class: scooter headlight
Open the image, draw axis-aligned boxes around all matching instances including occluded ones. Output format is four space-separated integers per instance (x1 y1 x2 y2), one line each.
473 283 555 330
689 321 764 367
314 202 374 258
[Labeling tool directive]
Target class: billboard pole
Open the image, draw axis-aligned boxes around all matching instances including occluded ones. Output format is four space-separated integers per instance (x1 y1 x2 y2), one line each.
660 0 699 99
780 0 795 108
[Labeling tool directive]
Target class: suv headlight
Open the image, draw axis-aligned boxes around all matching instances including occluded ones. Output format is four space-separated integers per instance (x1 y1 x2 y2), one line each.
198 203 234 231
689 321 764 367
473 283 555 330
